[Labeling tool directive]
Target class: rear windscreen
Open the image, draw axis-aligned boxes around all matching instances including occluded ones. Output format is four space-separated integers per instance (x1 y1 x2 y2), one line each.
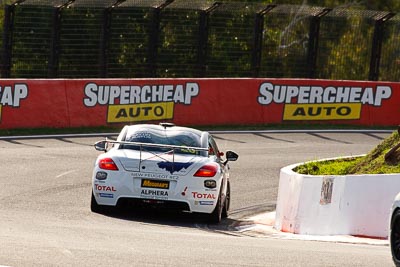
122 129 202 155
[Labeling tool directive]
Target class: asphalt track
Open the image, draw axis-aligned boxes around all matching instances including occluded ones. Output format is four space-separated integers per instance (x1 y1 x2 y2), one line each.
0 130 395 266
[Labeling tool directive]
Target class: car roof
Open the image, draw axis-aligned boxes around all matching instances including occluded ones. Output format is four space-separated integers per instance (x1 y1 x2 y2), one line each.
115 124 211 153
125 123 204 136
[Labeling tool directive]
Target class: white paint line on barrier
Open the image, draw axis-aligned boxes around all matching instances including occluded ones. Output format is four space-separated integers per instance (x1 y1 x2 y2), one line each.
236 212 388 246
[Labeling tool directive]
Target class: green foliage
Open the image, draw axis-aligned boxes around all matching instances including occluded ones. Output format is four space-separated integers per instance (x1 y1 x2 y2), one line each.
1 0 400 79
347 131 400 174
58 7 104 78
294 131 400 175
11 6 53 78
260 5 311 78
108 7 154 78
317 13 373 80
206 3 258 77
157 9 201 77
275 0 400 12
378 18 400 81
294 157 359 175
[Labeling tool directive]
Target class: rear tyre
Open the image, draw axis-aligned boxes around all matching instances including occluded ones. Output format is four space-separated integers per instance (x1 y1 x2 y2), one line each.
90 190 108 214
391 209 400 267
208 191 223 224
222 181 230 218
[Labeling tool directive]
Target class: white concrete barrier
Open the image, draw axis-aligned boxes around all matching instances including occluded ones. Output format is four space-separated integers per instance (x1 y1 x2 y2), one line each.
274 158 400 238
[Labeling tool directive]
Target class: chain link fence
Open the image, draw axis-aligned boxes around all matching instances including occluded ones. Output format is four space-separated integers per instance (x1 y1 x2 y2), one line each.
259 4 328 78
1 0 400 81
10 2 53 77
316 8 393 81
380 13 400 82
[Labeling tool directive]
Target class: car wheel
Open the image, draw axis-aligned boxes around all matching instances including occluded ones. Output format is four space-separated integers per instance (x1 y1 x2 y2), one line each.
222 181 230 218
391 209 400 266
208 190 223 224
90 190 107 214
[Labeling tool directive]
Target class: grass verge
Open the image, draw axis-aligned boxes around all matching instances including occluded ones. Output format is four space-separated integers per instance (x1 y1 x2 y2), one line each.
294 130 400 175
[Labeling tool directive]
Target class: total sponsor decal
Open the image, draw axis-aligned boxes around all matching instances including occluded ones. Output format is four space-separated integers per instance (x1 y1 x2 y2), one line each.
0 84 29 122
192 192 216 205
95 184 116 192
257 82 391 121
83 82 199 123
192 192 216 199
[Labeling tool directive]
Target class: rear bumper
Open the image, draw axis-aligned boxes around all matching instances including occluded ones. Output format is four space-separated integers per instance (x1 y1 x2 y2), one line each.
117 197 191 212
92 167 221 214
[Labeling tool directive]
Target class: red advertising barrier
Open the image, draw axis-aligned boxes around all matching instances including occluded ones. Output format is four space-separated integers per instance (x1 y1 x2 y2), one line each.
0 78 398 129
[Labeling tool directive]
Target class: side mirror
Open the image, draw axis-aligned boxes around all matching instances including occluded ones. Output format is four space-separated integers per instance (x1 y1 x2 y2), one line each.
94 140 108 152
225 150 239 162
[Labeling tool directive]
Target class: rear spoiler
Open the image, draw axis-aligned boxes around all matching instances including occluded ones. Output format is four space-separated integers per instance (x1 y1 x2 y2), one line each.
94 138 209 169
94 138 208 153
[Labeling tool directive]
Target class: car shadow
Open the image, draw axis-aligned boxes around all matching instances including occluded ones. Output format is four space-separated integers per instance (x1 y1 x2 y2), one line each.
89 193 276 235
96 206 250 234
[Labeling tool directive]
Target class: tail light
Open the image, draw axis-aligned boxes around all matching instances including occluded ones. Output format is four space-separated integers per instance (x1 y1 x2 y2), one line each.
99 158 119 171
194 163 218 177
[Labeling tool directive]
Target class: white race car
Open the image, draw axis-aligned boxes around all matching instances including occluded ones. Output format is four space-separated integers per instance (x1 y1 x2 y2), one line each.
390 193 400 266
90 123 238 223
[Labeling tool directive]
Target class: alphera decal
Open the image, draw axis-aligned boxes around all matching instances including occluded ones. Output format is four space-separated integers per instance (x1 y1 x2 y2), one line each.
83 82 199 123
140 189 169 200
258 82 392 121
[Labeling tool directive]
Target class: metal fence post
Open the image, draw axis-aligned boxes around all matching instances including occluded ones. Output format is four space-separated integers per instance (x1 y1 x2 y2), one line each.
99 1 124 78
307 8 330 79
197 3 221 78
251 5 275 78
1 4 15 78
147 0 174 78
48 7 61 78
48 1 75 78
197 10 207 78
148 7 160 78
369 13 395 81
99 7 112 78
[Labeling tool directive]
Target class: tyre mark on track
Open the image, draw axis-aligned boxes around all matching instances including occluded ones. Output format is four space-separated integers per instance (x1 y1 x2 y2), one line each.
253 133 295 143
0 183 91 204
56 170 78 178
307 132 353 144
